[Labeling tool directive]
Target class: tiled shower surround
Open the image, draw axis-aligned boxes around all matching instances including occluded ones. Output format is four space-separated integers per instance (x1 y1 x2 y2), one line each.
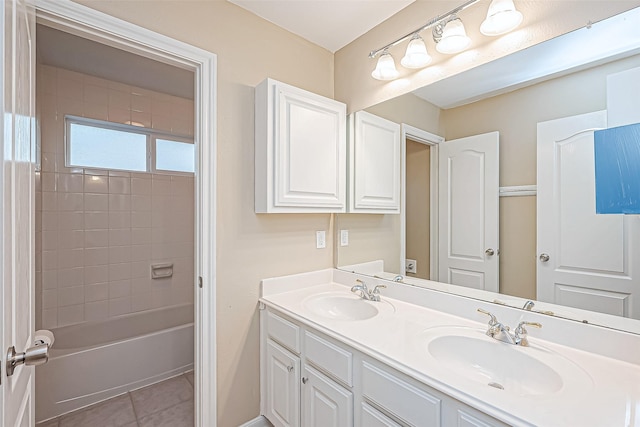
35 65 195 329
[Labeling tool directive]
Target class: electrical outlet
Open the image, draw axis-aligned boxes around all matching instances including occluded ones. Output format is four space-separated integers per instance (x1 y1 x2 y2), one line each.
316 231 326 249
405 259 417 274
340 229 349 246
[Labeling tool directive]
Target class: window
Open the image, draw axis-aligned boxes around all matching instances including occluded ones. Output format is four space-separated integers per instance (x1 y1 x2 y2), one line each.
65 116 194 174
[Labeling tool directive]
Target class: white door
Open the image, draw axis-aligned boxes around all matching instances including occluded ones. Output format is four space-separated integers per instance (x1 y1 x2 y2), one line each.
438 132 499 292
537 111 640 318
302 366 352 427
1 0 37 425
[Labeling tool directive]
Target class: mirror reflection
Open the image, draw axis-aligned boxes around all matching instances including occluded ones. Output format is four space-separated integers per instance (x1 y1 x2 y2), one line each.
336 7 640 333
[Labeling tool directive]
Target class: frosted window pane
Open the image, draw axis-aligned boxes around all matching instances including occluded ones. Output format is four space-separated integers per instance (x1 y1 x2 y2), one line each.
156 139 195 173
69 123 147 171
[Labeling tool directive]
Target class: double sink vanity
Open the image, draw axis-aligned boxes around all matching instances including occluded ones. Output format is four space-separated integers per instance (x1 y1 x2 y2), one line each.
260 269 640 427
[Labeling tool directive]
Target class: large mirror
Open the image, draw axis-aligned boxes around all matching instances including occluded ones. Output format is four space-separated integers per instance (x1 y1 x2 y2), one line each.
336 6 640 334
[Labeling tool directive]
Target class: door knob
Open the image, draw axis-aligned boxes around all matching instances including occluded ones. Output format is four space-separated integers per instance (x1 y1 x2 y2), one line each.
485 248 495 256
6 343 49 377
539 253 550 262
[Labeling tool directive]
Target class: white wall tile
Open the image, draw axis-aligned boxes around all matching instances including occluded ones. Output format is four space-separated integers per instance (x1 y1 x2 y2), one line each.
84 247 109 266
84 175 109 193
85 266 109 285
84 193 109 211
58 212 84 230
131 261 148 279
58 173 84 193
43 289 58 309
57 193 84 211
84 212 109 230
85 283 109 302
131 178 152 195
58 268 84 288
42 270 58 290
131 195 152 211
59 285 84 307
109 194 131 211
109 263 131 281
42 308 58 329
109 245 132 264
109 211 131 229
85 229 109 248
131 227 152 245
109 229 131 246
59 249 84 269
85 301 109 321
131 212 152 229
109 280 131 299
58 230 84 249
130 245 151 262
109 176 131 194
108 296 132 317
58 304 84 327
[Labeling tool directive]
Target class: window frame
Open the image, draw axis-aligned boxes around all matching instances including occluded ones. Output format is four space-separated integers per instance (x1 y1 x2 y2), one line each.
64 115 194 175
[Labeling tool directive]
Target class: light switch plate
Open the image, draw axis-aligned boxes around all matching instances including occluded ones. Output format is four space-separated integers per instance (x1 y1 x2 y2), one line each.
340 229 349 246
316 231 326 249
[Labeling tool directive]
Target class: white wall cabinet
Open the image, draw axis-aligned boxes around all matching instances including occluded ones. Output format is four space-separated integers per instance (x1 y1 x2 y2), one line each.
255 78 347 213
261 307 509 427
348 111 401 213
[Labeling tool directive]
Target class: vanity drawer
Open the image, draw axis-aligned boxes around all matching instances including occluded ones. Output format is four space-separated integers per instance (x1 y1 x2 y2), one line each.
267 310 300 354
304 331 353 387
362 361 441 427
361 403 402 427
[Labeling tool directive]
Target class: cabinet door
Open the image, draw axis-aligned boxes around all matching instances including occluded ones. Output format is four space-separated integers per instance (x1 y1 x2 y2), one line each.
349 111 401 213
266 340 300 427
302 365 353 427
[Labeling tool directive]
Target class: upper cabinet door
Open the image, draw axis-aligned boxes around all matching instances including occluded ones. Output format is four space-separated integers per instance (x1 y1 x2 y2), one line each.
349 111 401 214
255 78 346 213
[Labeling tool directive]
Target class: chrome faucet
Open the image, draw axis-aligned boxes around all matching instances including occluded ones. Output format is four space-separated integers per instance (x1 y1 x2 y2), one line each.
351 279 386 302
477 308 542 346
522 300 535 311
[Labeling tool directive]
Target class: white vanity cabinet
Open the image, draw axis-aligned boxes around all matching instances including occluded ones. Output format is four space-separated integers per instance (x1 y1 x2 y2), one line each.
255 78 347 213
348 111 401 213
262 309 353 427
261 306 509 427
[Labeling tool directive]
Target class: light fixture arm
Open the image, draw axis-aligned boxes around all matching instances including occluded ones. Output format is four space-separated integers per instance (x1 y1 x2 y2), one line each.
368 0 480 58
432 14 458 44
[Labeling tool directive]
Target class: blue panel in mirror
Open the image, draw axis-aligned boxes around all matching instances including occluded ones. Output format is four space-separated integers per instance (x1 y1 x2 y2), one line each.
594 123 640 214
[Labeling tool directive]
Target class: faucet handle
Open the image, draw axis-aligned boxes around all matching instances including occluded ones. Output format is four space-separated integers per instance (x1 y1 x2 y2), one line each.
515 320 542 333
371 284 387 294
477 308 498 326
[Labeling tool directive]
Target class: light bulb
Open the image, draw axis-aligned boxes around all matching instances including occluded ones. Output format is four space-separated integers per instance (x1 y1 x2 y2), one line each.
401 34 432 69
480 0 523 36
435 18 471 54
371 52 399 81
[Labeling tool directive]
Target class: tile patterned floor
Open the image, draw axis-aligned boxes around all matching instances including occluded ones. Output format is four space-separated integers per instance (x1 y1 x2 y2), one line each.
38 371 195 427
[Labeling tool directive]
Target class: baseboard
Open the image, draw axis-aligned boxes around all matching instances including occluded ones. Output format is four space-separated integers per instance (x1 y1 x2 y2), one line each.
238 415 272 427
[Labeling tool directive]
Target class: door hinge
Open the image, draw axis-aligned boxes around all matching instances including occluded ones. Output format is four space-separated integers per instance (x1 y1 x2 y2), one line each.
259 301 266 310
198 276 203 289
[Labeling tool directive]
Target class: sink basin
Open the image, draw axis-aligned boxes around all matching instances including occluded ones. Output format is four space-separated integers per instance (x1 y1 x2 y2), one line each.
417 326 593 397
302 292 394 321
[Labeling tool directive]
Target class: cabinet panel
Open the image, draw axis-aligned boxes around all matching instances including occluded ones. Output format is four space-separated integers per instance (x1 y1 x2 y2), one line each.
302 365 353 427
266 340 300 427
349 111 401 213
362 361 441 427
267 310 301 354
304 331 353 387
444 401 510 427
360 403 402 427
255 78 346 213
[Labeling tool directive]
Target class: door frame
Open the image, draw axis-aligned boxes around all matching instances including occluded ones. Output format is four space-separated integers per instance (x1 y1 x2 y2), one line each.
400 124 443 280
34 1 217 426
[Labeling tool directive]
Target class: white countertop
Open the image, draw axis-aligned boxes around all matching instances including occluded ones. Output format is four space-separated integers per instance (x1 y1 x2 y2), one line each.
260 270 640 427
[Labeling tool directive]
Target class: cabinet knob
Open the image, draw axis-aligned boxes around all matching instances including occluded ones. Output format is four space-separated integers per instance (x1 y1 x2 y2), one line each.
287 365 294 373
301 377 308 384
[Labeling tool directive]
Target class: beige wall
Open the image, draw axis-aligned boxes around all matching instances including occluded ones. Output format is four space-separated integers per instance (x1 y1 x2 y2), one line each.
442 54 640 298
69 1 335 425
405 140 430 280
334 1 640 113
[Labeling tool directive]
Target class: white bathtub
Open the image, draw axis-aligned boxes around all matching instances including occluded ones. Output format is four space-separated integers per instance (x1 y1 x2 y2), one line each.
35 304 194 422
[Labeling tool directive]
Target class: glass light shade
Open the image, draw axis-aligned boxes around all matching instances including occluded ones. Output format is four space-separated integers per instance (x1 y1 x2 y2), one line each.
371 52 399 80
401 35 432 69
435 19 471 54
480 0 523 36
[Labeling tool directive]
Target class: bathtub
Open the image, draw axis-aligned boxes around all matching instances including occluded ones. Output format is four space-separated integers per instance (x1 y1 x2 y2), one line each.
35 304 194 422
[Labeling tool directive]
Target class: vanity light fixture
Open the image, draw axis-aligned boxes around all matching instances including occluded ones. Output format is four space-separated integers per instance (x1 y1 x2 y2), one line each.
371 49 400 81
401 34 432 69
434 17 471 54
480 0 524 36
369 0 524 81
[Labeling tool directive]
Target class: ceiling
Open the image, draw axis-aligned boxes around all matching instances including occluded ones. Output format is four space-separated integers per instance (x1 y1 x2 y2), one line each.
228 0 415 52
36 25 195 99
